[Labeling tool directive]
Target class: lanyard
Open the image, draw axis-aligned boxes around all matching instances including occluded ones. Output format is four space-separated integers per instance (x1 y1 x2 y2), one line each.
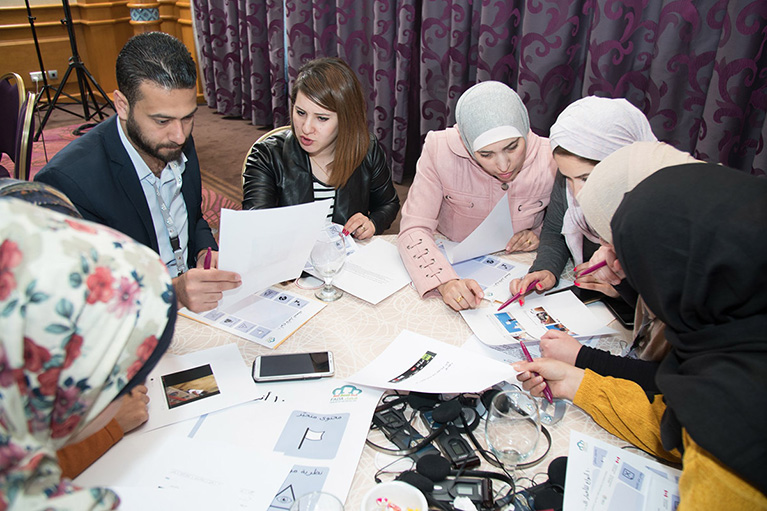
152 164 187 275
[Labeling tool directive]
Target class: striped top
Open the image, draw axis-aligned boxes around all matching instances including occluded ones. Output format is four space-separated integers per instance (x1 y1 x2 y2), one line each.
313 176 336 220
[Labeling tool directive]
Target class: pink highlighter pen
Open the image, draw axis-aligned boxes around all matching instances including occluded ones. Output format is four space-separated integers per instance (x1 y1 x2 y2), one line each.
519 340 554 404
203 247 212 270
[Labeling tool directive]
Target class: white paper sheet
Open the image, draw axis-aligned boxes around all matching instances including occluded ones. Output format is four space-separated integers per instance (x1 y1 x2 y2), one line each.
564 431 681 511
140 343 259 432
77 432 290 510
179 287 326 349
444 196 512 264
179 379 382 506
347 330 518 393
218 202 331 309
332 239 411 304
461 291 615 349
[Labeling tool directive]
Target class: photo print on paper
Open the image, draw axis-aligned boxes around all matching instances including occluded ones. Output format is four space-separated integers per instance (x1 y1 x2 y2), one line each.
161 364 221 409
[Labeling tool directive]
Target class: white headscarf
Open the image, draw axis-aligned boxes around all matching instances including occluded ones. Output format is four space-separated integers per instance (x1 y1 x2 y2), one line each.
455 81 530 157
549 96 657 161
550 97 657 262
0 198 175 510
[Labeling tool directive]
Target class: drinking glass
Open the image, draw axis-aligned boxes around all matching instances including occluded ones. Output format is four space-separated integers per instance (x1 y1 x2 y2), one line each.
484 390 541 473
310 228 346 301
290 491 344 511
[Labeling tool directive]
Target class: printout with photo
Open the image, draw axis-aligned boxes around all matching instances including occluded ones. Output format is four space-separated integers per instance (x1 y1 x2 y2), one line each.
460 331 602 363
180 378 382 505
461 291 615 350
443 196 513 263
564 431 681 511
217 201 331 309
141 343 259 431
347 330 518 393
179 286 325 349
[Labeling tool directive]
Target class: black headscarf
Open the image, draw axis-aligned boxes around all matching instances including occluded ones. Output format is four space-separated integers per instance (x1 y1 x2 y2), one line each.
611 163 767 495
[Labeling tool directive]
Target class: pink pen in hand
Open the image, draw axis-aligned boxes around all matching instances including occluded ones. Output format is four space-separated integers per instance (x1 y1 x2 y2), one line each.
519 340 554 404
498 279 539 311
576 259 607 277
203 247 212 270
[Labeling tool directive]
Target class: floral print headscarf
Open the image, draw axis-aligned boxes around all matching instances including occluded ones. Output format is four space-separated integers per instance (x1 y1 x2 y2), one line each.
0 198 175 510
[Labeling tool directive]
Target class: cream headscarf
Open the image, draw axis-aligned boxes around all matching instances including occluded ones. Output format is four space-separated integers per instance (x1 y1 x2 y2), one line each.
0 198 175 510
577 141 701 243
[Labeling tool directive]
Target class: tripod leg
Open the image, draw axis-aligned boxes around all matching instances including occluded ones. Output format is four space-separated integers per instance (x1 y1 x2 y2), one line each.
34 64 75 141
81 65 115 114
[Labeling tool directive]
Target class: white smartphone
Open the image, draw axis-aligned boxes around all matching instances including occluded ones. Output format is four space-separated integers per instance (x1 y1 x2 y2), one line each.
252 351 335 383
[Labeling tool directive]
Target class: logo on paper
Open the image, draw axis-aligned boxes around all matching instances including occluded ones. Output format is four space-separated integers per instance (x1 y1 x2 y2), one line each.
330 384 362 403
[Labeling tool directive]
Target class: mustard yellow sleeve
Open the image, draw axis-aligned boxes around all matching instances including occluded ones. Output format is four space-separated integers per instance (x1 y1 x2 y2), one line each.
678 430 767 510
573 369 681 463
56 418 124 479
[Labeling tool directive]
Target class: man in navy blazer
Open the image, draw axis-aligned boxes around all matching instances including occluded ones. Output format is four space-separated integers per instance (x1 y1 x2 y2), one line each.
36 32 240 312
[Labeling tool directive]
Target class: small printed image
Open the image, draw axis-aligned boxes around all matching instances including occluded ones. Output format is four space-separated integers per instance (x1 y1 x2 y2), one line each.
532 306 556 325
162 364 221 409
546 323 571 334
494 313 523 334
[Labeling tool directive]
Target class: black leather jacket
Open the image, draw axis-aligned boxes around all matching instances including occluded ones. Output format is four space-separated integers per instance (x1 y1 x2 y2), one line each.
242 130 400 234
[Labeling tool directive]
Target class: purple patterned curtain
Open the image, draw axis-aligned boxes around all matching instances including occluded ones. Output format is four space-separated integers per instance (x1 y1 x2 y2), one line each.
418 0 767 177
192 0 289 127
193 0 767 179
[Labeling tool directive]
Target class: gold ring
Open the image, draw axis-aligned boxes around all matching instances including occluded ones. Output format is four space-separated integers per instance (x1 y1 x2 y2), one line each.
359 225 366 232
456 296 463 303
526 240 532 245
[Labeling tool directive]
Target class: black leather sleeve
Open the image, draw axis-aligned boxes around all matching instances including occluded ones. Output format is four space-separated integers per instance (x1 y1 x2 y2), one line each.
363 136 400 234
241 134 291 211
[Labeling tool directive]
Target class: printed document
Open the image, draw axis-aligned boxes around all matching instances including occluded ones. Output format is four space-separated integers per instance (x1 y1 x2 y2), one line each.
347 329 518 393
564 431 681 511
179 286 325 349
461 291 615 348
218 201 331 309
443 196 512 263
141 343 259 431
332 238 411 304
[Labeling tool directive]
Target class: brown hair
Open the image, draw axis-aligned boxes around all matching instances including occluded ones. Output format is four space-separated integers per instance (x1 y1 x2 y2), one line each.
291 58 369 188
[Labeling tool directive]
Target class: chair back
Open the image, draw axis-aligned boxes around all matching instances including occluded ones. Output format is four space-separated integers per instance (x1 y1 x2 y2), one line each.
0 73 26 176
241 125 291 186
15 92 36 181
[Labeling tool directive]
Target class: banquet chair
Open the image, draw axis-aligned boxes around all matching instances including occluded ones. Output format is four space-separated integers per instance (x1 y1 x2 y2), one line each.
240 125 291 184
0 72 26 178
14 92 36 181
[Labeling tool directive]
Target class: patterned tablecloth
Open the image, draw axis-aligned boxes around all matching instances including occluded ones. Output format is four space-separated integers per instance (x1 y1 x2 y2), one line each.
171 236 634 510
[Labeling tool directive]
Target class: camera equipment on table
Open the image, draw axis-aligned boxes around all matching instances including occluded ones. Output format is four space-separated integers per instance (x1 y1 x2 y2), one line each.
367 390 560 511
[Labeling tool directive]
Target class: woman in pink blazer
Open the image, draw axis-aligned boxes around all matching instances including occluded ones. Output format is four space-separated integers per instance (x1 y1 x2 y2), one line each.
397 81 556 310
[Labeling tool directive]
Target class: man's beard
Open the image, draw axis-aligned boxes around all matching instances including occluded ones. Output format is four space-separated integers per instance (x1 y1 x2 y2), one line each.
126 113 188 164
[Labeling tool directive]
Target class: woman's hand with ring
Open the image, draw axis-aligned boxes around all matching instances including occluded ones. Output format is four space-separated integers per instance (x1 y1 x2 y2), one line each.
506 229 540 253
344 213 374 240
437 279 483 311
